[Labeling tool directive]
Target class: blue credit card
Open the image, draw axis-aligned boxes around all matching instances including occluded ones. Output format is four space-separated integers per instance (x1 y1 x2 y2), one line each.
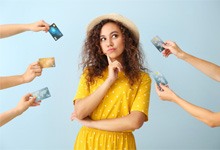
151 36 165 52
31 87 51 102
49 23 63 41
151 71 168 90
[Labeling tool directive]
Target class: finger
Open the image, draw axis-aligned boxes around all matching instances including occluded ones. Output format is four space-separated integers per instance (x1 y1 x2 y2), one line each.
31 100 41 106
155 83 160 93
162 50 168 56
166 52 172 57
107 55 112 64
70 114 75 121
31 65 41 70
41 20 50 28
162 49 169 54
71 115 77 121
35 100 41 105
24 93 32 98
30 62 39 66
35 73 42 77
160 83 168 89
162 44 170 49
31 103 40 107
164 40 172 45
116 63 123 72
28 96 36 105
33 67 42 72
38 27 46 31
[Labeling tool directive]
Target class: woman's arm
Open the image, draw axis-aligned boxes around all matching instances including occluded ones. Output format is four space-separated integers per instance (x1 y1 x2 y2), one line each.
0 94 40 127
74 78 115 120
174 96 220 128
0 62 42 90
156 84 220 128
74 56 123 119
182 53 220 82
72 111 146 131
162 41 220 82
0 20 49 38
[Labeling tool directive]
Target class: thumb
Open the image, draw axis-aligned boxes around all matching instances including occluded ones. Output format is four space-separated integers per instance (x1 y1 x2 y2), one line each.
162 43 170 49
155 83 160 91
28 96 36 104
160 83 169 90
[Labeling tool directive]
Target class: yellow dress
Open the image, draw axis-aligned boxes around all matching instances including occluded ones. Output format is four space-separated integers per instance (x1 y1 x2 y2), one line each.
73 69 151 150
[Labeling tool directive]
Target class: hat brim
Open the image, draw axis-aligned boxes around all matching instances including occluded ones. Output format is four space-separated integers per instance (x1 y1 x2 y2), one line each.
87 13 139 41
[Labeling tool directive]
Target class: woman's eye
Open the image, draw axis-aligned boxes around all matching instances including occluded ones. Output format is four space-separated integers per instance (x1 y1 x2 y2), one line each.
112 34 118 38
100 37 106 41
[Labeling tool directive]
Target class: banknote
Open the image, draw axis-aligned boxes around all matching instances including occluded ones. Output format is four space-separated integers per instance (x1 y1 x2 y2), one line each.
151 36 165 52
31 87 51 102
151 71 168 91
38 57 55 68
49 23 63 41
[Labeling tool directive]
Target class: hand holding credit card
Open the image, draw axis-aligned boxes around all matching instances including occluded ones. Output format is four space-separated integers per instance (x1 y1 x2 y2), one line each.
151 36 165 52
151 71 168 91
31 87 51 102
49 23 63 41
38 57 55 68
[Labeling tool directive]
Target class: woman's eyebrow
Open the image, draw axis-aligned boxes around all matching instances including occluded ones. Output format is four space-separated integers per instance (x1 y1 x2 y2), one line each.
100 31 119 37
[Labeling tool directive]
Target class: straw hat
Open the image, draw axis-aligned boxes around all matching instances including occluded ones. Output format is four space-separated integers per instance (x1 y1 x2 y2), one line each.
87 13 140 42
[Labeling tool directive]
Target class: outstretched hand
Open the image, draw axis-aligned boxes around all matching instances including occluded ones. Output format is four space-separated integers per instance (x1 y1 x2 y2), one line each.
22 62 42 83
28 20 50 32
16 93 41 115
162 41 185 59
155 83 178 102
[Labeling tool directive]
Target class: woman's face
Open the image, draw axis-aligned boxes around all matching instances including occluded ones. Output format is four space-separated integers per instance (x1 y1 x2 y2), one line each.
100 22 125 62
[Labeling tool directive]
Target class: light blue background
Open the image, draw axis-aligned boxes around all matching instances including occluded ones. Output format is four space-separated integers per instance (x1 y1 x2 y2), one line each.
0 0 220 150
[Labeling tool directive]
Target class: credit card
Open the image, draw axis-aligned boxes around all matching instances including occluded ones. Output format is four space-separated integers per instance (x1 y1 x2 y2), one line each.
31 87 51 102
151 71 168 91
38 57 55 68
48 23 63 41
151 36 165 52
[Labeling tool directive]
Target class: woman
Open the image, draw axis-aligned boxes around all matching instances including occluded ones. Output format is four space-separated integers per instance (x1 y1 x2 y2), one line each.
71 13 151 150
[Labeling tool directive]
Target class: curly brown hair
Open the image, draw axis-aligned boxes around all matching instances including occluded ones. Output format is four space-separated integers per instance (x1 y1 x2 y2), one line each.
80 19 148 86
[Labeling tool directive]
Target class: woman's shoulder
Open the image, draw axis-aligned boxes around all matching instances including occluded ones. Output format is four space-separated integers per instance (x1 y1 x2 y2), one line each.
140 70 151 78
139 71 152 83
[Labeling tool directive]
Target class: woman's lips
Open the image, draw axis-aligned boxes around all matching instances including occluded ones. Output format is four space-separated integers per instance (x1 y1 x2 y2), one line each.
107 48 116 53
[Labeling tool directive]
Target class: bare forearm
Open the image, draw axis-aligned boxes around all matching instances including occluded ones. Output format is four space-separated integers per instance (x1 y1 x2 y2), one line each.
85 112 145 132
0 75 25 90
75 79 114 119
0 24 30 38
90 117 135 132
0 108 21 127
174 96 220 127
181 52 220 82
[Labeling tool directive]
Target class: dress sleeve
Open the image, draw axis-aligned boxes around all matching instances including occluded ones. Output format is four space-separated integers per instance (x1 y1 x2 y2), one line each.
73 71 90 103
131 73 151 121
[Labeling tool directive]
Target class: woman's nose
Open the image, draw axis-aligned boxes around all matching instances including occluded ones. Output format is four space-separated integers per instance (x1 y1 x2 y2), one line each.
107 39 113 47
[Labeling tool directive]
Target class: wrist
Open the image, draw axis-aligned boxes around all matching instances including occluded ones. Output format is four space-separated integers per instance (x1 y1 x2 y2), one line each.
23 24 31 31
106 77 115 85
88 120 95 128
20 74 28 84
13 107 23 116
171 94 180 103
177 50 187 60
